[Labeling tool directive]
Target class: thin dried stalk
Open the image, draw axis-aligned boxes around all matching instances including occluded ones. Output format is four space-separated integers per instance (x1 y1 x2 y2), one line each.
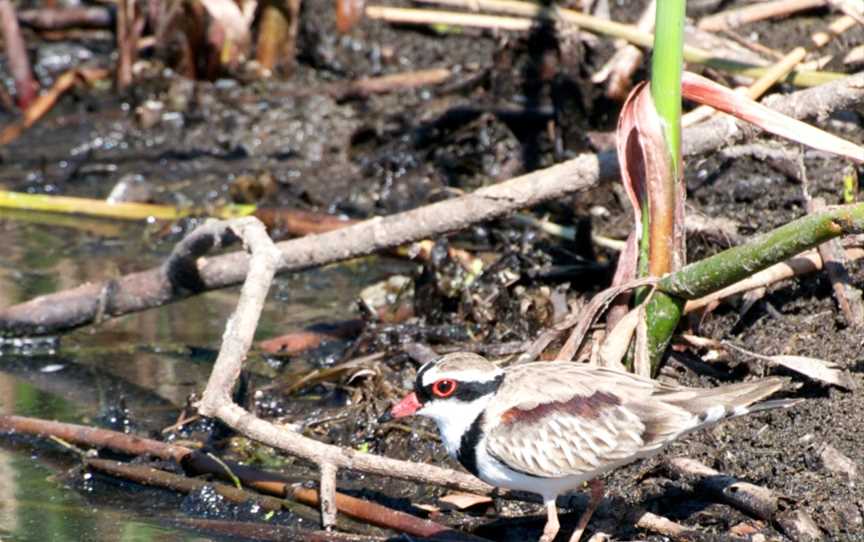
697 0 826 32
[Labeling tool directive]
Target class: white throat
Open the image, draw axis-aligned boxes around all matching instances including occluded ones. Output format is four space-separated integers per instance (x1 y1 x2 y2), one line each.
419 395 493 458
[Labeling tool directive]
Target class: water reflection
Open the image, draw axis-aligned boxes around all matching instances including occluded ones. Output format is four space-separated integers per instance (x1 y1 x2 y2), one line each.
0 211 411 539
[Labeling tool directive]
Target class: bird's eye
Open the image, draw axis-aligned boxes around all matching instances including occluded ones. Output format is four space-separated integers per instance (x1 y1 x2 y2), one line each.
432 379 457 398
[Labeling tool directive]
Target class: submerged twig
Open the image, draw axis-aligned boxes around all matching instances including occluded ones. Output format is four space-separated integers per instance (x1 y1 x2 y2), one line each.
0 414 485 539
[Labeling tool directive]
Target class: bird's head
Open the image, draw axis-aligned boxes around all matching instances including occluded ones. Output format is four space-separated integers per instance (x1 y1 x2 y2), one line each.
383 352 505 426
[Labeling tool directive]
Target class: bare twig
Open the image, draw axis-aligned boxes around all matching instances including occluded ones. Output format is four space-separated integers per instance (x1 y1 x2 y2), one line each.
3 72 864 336
666 457 782 521
806 197 864 327
591 0 655 101
0 67 109 146
319 462 338 529
684 248 864 313
328 68 453 99
17 7 112 30
697 0 827 32
633 510 698 539
0 414 486 539
0 0 39 109
191 218 498 494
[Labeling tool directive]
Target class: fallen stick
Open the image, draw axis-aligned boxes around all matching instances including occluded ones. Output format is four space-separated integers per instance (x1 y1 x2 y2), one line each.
2 71 864 336
697 0 827 32
0 67 109 146
17 6 112 30
400 0 842 86
0 413 488 540
683 247 864 313
666 457 781 521
171 518 386 542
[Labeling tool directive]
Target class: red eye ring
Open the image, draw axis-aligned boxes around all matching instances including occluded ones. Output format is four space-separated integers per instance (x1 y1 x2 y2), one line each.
432 379 457 398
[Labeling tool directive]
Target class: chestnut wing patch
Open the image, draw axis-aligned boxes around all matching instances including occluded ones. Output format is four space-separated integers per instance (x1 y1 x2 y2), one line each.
486 391 648 478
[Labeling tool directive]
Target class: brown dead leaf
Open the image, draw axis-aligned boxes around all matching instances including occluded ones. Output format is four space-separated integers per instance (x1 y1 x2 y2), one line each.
724 341 856 390
439 492 493 510
682 71 864 163
598 305 640 371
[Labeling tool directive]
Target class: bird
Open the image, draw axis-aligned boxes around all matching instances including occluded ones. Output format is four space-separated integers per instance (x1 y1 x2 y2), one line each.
382 352 799 542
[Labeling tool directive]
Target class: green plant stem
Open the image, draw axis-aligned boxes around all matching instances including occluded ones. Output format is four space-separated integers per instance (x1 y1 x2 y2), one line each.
641 0 685 371
643 204 864 374
660 203 864 300
651 0 684 167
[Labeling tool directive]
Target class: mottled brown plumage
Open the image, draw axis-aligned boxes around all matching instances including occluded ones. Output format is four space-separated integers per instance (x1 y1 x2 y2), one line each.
389 352 799 542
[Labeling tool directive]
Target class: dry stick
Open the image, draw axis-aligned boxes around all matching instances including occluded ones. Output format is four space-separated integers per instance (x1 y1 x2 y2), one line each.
191 218 497 516
365 6 532 30
665 456 825 541
3 72 864 337
0 67 109 146
684 247 864 313
632 510 698 539
328 68 453 99
0 0 39 109
683 14 853 127
697 0 827 32
404 0 841 86
0 414 191 462
591 0 656 101
84 459 400 540
0 414 485 540
319 462 338 530
666 458 780 520
17 7 112 30
806 196 864 326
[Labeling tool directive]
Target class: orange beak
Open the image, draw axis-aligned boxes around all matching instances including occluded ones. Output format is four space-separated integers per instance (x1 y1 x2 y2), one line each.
384 392 422 422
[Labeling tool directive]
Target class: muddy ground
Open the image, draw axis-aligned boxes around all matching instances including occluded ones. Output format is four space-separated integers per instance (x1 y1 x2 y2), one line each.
2 0 864 540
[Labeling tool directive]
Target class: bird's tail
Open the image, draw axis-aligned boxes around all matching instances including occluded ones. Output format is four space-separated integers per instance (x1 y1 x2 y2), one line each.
661 377 801 425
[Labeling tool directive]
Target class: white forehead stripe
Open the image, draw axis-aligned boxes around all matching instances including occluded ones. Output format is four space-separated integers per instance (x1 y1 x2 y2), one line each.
421 366 503 386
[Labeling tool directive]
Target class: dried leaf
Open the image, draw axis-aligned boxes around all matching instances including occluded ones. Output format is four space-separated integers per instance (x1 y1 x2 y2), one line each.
817 442 857 481
724 342 856 390
198 0 255 64
617 81 686 275
439 492 492 509
552 276 658 361
768 355 856 390
598 305 640 370
682 72 864 163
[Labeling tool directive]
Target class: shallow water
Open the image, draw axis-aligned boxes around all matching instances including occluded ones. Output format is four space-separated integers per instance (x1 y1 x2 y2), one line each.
0 211 406 540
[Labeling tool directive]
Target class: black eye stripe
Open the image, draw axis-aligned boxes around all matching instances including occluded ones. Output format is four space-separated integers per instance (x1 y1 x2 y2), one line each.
419 374 504 403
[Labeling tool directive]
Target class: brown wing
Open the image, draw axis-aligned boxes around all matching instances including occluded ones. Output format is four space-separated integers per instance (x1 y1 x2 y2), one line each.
484 363 694 478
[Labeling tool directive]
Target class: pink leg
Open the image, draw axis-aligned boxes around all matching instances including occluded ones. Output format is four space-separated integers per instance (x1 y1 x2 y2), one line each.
567 479 605 542
540 499 560 542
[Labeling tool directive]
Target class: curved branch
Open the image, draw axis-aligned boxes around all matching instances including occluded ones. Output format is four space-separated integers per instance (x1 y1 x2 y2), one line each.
2 72 863 336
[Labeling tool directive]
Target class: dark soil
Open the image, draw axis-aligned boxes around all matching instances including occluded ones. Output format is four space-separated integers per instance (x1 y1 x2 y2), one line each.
2 0 864 541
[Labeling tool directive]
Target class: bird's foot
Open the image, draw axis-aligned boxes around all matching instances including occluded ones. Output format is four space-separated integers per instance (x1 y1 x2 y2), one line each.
540 499 561 542
567 479 605 542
